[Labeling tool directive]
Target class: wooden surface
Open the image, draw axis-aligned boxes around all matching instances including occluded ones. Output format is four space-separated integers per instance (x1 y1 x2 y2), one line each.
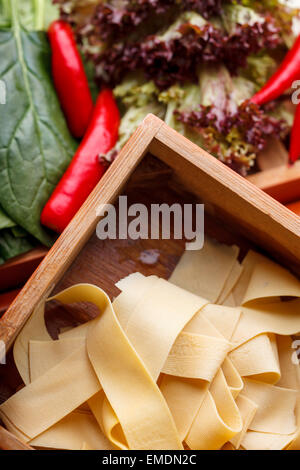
256 137 289 172
0 132 297 295
0 115 164 352
54 157 253 301
0 114 300 450
0 289 21 316
0 156 258 434
1 113 300 354
150 121 300 270
247 161 300 204
0 247 48 293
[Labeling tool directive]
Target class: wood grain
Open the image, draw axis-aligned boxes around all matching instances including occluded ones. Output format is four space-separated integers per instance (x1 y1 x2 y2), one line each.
0 117 296 295
0 246 48 293
1 113 300 353
54 157 253 302
0 115 300 450
0 115 164 352
150 122 300 269
0 154 260 416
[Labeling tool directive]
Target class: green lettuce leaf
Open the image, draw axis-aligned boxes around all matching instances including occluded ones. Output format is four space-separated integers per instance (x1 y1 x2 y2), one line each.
103 100 166 164
114 74 159 109
243 54 277 87
173 65 289 174
117 103 165 150
222 4 265 33
158 83 203 149
233 0 299 47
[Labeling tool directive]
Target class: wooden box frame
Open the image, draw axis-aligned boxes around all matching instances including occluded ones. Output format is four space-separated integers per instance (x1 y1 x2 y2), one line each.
1 113 300 352
1 120 300 296
1 113 300 449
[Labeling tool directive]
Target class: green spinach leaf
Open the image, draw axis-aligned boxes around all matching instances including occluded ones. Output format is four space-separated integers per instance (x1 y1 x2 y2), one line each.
0 205 15 230
0 228 34 264
0 206 34 263
0 201 35 263
0 1 77 246
0 0 59 31
0 206 35 263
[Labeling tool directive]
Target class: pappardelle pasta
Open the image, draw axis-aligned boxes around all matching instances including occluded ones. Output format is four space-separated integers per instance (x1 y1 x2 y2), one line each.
1 238 299 450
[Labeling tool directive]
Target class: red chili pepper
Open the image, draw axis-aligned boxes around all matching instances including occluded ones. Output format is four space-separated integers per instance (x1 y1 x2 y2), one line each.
251 35 300 106
48 20 94 138
41 89 120 233
289 103 300 163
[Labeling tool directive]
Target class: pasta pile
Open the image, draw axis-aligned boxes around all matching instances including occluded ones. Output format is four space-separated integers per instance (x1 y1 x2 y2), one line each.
0 238 300 450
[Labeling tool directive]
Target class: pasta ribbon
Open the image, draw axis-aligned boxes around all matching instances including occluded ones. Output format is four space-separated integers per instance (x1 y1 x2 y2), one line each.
1 239 299 450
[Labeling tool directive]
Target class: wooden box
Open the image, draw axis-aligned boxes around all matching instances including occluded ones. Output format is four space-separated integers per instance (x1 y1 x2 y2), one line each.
0 114 300 449
1 119 299 296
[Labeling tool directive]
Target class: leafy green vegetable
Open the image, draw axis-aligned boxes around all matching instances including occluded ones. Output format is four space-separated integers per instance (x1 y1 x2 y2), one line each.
0 228 33 264
115 102 165 152
0 0 77 246
159 83 202 145
234 0 298 47
222 4 265 33
111 60 291 175
0 206 34 264
14 0 44 30
0 0 10 28
103 73 164 162
243 54 277 88
11 226 28 238
0 205 15 230
61 0 298 176
114 74 159 109
94 5 281 89
44 0 59 29
174 66 289 174
0 0 59 31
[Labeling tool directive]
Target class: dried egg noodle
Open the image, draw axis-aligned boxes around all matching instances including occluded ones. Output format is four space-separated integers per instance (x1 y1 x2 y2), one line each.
1 239 300 450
